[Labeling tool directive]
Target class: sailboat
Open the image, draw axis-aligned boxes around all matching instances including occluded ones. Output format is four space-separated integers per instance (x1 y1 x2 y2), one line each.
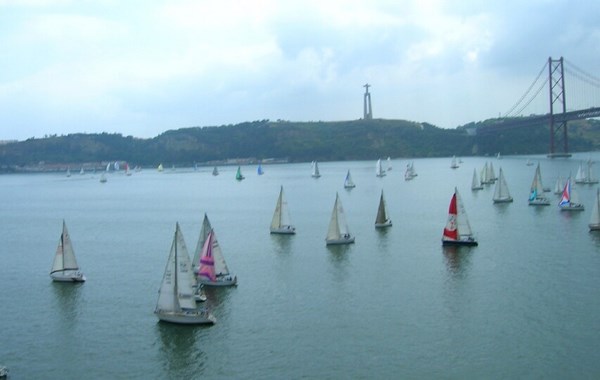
125 163 132 176
553 176 563 195
154 223 215 325
589 189 600 230
197 227 238 287
387 157 392 171
374 190 392 228
442 187 478 246
157 163 164 172
212 166 219 176
257 163 264 175
235 166 245 181
79 167 84 175
66 167 71 177
450 156 459 169
344 170 356 189
526 159 534 166
528 163 550 205
405 162 417 180
559 177 584 211
376 159 386 177
471 168 483 191
99 172 107 183
574 160 599 184
270 186 296 234
50 220 86 282
326 192 355 245
493 167 513 203
312 161 321 178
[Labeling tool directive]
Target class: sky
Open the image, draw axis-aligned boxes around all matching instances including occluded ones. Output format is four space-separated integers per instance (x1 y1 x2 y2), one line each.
0 0 599 141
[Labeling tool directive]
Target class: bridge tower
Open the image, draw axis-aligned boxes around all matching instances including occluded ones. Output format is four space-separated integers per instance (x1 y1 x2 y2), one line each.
363 84 373 120
548 57 571 157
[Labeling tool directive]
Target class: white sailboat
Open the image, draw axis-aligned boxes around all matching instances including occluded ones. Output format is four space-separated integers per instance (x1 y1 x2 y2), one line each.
66 167 71 177
154 223 215 325
589 189 600 230
344 170 356 189
405 162 417 180
374 190 392 228
471 168 483 191
553 176 564 195
270 186 296 234
311 161 321 178
157 163 164 172
326 192 355 245
442 187 478 246
574 160 599 184
559 177 584 211
50 220 86 282
480 162 493 185
450 156 459 169
196 219 237 287
387 157 392 171
376 159 386 177
493 167 513 203
528 163 550 206
212 166 219 176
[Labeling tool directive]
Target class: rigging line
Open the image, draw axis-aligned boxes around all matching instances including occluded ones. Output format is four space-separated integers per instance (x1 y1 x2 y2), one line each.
564 59 600 84
565 67 600 88
503 61 548 118
513 76 549 117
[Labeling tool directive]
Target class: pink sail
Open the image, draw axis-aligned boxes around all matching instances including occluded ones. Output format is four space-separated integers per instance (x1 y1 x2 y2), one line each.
198 231 216 282
442 192 458 241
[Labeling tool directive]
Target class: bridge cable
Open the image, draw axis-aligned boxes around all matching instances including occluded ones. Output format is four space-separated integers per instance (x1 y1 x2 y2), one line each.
503 61 548 118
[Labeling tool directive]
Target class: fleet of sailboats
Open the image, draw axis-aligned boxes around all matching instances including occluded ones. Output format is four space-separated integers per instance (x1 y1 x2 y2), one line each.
528 163 550 206
270 186 296 234
442 187 478 246
344 170 356 189
50 220 86 282
326 193 354 245
492 167 513 203
155 223 215 325
374 190 392 228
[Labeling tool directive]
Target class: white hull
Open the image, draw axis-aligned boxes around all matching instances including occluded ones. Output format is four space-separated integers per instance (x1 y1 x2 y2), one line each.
529 198 550 206
375 220 392 228
50 270 86 282
326 236 355 245
589 224 600 231
270 226 296 234
560 204 584 211
198 275 238 287
575 179 599 184
155 310 215 325
493 197 513 203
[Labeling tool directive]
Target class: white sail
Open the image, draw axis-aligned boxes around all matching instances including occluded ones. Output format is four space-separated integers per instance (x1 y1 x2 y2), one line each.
326 193 353 244
51 221 80 274
575 163 585 183
554 176 564 194
344 170 355 188
471 168 483 190
376 159 386 177
493 167 513 202
326 196 341 241
174 225 196 310
312 161 321 178
450 156 459 169
488 162 497 181
455 188 473 238
193 214 212 272
209 229 230 276
270 186 295 233
387 157 392 170
590 189 600 229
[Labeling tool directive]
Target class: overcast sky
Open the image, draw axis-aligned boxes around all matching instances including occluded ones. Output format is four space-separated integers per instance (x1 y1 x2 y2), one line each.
0 0 598 141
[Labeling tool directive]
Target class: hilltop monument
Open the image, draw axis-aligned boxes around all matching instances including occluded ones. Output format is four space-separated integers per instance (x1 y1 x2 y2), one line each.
363 84 373 120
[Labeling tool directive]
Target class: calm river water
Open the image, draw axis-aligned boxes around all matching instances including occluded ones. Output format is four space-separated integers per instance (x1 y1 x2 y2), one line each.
1 153 600 379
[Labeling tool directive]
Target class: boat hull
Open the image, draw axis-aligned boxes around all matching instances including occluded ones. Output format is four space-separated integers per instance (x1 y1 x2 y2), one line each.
375 220 392 228
442 238 478 247
155 310 215 325
589 224 600 231
199 275 238 287
270 226 296 234
493 198 513 203
50 270 86 282
528 199 550 206
560 205 584 211
326 236 355 245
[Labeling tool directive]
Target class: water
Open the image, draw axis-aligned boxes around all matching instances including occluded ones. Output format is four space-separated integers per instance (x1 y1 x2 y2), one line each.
2 154 600 379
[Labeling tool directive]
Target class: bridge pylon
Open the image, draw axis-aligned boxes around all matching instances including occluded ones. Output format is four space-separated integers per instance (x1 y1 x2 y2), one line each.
548 56 572 158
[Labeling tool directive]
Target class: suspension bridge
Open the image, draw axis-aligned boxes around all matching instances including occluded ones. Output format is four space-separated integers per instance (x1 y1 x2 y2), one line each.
478 57 600 157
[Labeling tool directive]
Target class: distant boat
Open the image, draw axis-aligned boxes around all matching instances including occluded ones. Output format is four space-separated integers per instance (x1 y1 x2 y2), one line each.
471 168 483 191
553 176 564 195
0 365 8 379
326 192 355 245
197 227 238 287
344 170 356 189
79 167 84 175
270 186 296 234
66 167 71 177
257 163 264 175
374 190 392 228
589 189 600 231
442 187 478 246
157 163 164 172
559 177 584 211
574 160 599 184
125 163 132 176
50 220 86 282
493 167 513 203
212 166 219 176
99 172 107 183
376 159 386 177
497 152 502 160
528 163 550 206
405 162 417 180
235 166 245 181
154 223 215 325
450 155 459 169
311 161 321 178
526 159 534 166
387 157 392 171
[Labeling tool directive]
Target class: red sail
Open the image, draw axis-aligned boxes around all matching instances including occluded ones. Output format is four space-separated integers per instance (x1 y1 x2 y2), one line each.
442 193 458 240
